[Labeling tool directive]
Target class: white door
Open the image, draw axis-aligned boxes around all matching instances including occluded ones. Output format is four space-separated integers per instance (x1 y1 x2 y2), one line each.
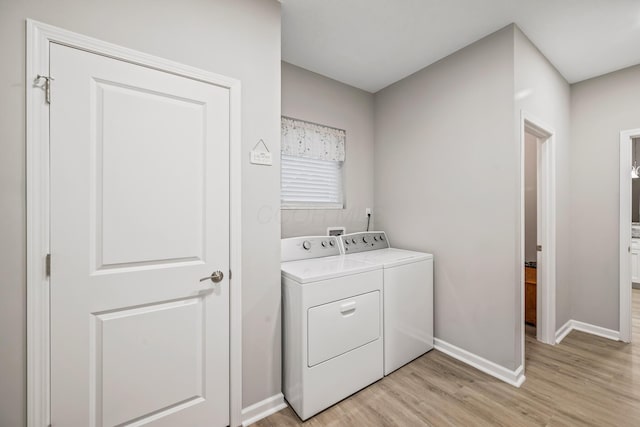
49 43 230 427
536 136 543 336
632 249 639 283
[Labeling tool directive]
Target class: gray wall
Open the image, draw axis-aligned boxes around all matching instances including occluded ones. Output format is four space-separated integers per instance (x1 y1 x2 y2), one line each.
374 26 519 370
570 64 640 330
281 62 375 238
524 132 538 263
0 1 281 425
513 27 572 335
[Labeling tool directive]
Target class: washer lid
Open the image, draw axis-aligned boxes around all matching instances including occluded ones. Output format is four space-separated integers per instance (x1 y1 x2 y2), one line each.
345 248 433 268
281 255 381 284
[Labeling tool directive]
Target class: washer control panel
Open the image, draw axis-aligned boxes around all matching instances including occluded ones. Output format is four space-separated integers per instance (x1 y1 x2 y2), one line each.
340 231 389 254
281 236 341 262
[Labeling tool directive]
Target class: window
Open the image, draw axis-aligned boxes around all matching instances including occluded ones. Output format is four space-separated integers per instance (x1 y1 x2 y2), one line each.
281 154 344 208
281 117 345 209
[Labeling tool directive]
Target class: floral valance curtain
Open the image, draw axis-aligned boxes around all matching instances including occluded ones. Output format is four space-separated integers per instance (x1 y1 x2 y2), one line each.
281 116 346 162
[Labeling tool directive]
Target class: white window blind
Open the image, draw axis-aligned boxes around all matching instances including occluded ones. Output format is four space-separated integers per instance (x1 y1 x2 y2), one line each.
281 116 346 209
281 154 344 209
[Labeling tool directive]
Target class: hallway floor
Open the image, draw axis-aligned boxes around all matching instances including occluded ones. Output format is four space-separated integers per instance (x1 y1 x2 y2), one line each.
256 290 640 426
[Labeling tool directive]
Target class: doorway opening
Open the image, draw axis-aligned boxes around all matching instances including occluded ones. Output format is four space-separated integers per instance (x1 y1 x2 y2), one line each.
619 129 640 343
520 112 556 371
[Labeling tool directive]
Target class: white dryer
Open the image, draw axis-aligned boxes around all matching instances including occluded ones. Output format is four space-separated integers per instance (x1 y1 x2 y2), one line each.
339 231 433 375
281 236 383 421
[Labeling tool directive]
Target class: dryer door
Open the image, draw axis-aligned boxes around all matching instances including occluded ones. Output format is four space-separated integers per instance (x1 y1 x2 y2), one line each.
307 291 380 367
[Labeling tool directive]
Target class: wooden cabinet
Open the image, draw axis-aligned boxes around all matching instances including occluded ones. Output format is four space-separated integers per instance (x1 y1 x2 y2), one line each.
525 267 536 326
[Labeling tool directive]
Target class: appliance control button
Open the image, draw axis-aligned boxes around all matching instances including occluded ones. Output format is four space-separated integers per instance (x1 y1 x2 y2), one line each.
345 240 350 245
363 236 369 243
329 240 335 247
351 238 357 244
374 236 378 241
380 235 385 241
302 240 311 250
321 241 327 247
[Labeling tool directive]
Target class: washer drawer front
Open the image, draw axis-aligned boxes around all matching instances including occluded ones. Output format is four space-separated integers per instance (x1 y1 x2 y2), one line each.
307 290 380 367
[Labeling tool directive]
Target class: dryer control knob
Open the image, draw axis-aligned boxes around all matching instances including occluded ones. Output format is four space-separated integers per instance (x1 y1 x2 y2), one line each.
351 238 357 244
363 236 369 243
329 240 335 247
302 240 311 250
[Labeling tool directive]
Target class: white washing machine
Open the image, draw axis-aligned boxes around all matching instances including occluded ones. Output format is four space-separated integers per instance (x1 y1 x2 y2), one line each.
281 236 384 420
339 231 434 376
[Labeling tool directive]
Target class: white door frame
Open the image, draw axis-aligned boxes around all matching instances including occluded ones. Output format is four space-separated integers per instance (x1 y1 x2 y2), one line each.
26 20 243 427
520 111 556 359
619 128 640 343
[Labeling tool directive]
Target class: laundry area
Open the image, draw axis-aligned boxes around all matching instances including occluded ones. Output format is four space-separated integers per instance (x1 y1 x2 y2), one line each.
3 1 640 427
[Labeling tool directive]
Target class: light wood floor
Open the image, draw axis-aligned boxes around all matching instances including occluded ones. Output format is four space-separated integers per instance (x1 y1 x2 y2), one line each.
256 290 640 426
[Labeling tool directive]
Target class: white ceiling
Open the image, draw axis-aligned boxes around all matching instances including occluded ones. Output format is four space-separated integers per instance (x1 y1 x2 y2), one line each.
281 0 640 93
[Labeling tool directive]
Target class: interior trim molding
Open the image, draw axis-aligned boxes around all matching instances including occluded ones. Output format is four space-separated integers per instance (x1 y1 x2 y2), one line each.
619 128 640 344
555 320 573 344
572 320 620 341
434 338 526 388
26 19 243 427
555 320 620 344
241 393 288 427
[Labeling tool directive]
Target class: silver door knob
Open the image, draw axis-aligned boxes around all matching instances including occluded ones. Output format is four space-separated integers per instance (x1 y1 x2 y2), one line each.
200 270 224 283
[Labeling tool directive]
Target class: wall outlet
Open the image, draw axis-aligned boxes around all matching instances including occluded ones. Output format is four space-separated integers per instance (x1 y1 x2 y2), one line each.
366 208 372 216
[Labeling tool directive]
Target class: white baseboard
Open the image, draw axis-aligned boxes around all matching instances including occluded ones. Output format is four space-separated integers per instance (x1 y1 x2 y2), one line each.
434 338 525 388
555 319 620 344
555 319 573 344
241 393 287 427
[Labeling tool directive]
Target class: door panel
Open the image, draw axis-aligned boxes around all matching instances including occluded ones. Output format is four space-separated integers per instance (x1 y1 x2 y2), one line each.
50 43 230 427
98 298 205 427
536 138 543 339
97 80 206 268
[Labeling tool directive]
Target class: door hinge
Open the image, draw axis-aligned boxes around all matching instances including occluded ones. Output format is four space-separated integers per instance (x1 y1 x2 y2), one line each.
35 74 54 104
536 245 542 252
45 253 51 277
229 269 232 280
